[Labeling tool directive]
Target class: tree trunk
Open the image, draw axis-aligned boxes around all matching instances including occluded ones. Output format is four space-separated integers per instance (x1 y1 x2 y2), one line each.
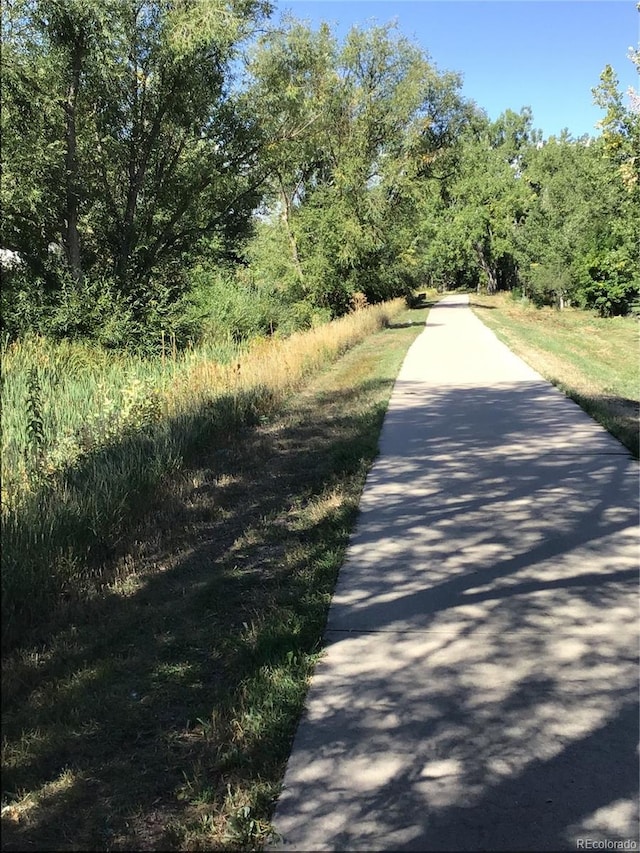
278 177 304 284
63 48 83 282
475 242 497 294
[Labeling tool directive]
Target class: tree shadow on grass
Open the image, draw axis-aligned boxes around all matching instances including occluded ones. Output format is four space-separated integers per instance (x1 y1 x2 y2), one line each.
1 376 397 850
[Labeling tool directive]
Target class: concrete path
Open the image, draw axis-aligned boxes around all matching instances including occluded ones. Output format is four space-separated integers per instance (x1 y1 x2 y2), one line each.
271 294 639 852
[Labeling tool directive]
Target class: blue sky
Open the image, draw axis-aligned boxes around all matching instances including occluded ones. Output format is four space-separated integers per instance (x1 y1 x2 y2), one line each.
272 0 639 139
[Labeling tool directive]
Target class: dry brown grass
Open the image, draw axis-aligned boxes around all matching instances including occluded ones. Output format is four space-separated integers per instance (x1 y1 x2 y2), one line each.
168 301 402 416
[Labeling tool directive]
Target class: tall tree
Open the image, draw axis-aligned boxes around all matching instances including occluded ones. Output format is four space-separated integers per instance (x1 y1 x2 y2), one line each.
246 20 469 313
419 108 535 293
244 18 335 290
1 0 271 335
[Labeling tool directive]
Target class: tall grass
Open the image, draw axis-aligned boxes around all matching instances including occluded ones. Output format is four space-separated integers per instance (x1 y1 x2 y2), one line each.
1 301 402 649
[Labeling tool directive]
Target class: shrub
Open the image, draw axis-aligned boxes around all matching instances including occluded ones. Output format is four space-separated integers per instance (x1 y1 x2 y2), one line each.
523 263 574 308
573 248 639 317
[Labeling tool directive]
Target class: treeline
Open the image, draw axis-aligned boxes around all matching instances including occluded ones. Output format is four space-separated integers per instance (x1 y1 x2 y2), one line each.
2 0 638 352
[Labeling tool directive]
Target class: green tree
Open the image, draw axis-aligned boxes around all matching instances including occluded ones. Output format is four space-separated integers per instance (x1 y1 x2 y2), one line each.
585 56 640 315
512 52 639 316
1 0 271 342
244 18 335 292
246 20 469 314
419 108 535 293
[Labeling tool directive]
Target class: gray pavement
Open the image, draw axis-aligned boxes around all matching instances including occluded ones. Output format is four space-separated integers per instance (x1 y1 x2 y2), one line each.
271 294 640 852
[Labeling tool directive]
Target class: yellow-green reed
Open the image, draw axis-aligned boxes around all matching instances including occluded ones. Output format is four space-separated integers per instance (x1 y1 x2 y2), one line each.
1 301 403 648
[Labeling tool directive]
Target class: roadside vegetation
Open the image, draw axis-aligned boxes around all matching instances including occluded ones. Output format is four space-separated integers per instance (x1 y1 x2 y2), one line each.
2 298 403 650
472 293 639 457
2 3 638 355
1 0 638 848
1 296 434 852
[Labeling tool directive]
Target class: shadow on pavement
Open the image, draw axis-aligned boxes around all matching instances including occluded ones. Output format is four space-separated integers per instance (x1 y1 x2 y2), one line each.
273 380 639 852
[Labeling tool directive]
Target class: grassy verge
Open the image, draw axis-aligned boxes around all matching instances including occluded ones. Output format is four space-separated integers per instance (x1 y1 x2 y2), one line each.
2 301 404 649
471 293 639 457
1 296 435 851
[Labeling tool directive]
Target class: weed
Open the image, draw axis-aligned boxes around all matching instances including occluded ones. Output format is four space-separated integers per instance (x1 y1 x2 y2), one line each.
224 802 276 848
24 367 45 479
1 301 403 648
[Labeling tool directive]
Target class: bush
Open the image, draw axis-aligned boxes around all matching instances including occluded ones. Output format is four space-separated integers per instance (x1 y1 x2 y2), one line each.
523 263 574 308
47 274 139 345
0 262 196 354
185 266 281 344
0 264 55 340
573 248 640 317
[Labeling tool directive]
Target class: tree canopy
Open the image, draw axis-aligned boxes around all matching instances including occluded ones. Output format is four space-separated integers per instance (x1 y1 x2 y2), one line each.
2 1 638 349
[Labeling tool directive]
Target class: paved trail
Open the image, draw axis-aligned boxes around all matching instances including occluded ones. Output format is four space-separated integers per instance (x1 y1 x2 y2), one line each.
271 294 639 852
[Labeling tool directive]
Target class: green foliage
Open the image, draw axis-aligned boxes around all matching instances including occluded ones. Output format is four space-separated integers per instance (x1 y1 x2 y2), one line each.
574 247 640 317
1 265 49 340
522 263 573 308
416 53 639 317
418 107 536 294
48 275 137 345
243 218 304 299
1 0 270 343
592 60 640 178
184 262 330 345
3 0 639 347
25 367 46 476
186 265 278 343
516 129 638 314
247 19 467 314
1 263 195 353
1 3 637 349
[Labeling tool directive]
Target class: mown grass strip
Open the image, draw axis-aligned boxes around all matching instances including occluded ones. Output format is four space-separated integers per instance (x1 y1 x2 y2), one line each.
471 293 639 457
1 296 434 851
